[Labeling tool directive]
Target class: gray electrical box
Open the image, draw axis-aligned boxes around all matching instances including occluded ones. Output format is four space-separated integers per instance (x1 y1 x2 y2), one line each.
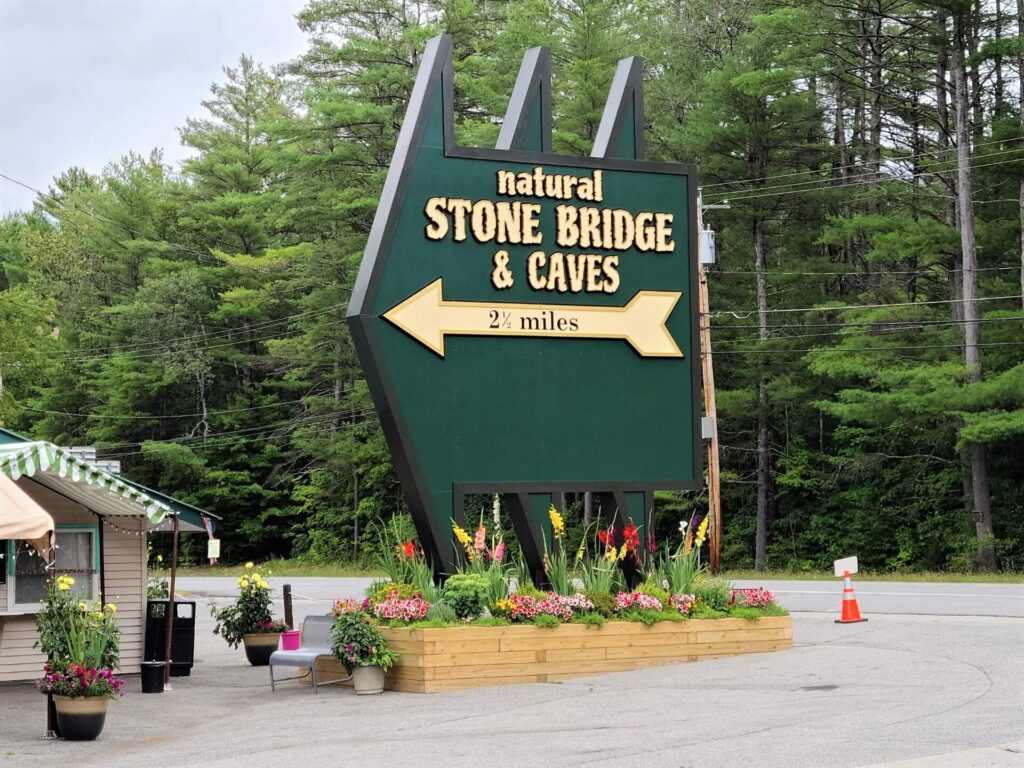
699 228 716 265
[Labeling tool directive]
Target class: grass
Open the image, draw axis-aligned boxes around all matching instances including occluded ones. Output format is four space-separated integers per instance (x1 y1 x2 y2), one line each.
174 559 383 578
723 569 1024 583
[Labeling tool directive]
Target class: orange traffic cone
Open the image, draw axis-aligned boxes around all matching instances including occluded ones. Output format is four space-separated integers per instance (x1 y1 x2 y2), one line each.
835 570 867 624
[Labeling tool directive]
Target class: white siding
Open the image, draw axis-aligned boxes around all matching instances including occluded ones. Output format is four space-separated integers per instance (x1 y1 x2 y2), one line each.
0 479 148 682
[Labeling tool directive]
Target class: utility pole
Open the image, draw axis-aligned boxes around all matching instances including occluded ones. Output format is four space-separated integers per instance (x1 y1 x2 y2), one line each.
698 192 724 574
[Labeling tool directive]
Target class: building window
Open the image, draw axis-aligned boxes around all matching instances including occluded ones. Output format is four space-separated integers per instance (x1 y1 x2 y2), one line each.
8 526 98 610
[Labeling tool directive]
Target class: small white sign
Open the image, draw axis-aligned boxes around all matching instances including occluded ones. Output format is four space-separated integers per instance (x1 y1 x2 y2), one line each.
207 539 221 559
834 556 858 577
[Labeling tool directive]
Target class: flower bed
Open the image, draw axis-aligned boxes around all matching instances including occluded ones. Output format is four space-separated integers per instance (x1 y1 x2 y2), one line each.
309 615 792 693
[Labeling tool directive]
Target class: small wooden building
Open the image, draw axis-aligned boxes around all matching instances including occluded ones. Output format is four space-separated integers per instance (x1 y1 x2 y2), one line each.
0 429 218 682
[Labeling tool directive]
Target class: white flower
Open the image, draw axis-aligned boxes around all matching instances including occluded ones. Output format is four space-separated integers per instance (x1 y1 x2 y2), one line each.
678 520 688 534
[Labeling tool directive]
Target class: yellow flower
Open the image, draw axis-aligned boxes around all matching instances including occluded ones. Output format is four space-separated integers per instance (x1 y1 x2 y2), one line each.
695 516 709 548
245 562 254 570
617 545 628 562
58 583 71 591
452 522 472 555
238 577 249 588
106 603 117 613
575 540 586 562
259 581 269 589
548 505 565 540
604 546 618 563
251 573 262 582
77 601 87 611
156 555 163 563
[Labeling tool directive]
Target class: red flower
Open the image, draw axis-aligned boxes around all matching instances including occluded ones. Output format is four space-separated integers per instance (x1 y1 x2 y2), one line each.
399 540 416 559
622 523 640 552
598 529 609 545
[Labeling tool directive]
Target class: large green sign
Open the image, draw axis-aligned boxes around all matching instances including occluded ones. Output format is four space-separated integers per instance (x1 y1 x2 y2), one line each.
348 36 701 577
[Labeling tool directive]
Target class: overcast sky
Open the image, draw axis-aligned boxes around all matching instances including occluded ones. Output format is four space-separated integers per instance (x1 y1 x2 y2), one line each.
0 0 309 215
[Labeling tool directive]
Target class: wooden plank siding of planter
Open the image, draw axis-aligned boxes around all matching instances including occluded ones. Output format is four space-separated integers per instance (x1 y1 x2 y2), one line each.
308 616 792 694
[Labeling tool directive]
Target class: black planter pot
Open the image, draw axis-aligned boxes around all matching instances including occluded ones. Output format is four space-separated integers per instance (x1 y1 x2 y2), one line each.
242 633 280 666
53 696 108 741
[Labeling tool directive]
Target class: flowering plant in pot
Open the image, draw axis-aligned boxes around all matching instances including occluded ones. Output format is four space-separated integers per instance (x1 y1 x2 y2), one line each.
329 611 398 694
35 576 123 740
210 563 283 665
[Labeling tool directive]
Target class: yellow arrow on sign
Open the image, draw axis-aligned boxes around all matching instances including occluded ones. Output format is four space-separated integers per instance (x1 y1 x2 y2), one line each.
383 279 683 358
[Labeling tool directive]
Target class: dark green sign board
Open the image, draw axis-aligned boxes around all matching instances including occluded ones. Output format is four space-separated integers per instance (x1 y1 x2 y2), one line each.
348 35 701 577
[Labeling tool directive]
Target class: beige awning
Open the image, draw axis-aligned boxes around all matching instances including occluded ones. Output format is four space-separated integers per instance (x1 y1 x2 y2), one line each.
0 471 54 554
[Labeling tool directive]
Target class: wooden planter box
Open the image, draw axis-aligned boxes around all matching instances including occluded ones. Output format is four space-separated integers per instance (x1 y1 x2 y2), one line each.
311 615 792 694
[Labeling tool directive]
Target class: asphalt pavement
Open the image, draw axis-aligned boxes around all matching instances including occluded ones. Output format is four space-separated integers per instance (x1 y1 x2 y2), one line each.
2 576 1021 768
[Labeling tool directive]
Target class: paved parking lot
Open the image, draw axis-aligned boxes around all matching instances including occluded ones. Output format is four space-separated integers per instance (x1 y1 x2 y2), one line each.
1 580 1022 768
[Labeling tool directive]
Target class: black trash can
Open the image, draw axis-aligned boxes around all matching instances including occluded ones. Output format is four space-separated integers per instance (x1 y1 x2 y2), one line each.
144 599 196 677
140 661 165 694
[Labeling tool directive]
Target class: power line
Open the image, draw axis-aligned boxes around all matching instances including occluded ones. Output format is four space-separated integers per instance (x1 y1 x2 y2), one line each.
707 314 1024 331
57 315 348 365
713 340 1024 355
712 154 1024 203
63 303 346 357
94 408 377 452
714 265 1021 277
703 143 1024 200
700 134 1024 191
711 315 1024 345
18 397 313 420
708 294 1024 318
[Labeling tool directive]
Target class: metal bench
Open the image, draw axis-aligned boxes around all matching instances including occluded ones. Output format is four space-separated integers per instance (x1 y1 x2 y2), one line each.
268 614 350 693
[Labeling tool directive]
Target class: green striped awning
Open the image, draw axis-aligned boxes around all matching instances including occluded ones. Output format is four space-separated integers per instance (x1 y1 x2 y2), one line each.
0 441 174 524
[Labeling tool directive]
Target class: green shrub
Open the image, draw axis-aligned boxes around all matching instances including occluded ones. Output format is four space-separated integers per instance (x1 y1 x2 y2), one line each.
584 590 616 617
442 573 489 620
424 600 457 624
534 613 561 628
693 576 732 612
572 611 606 627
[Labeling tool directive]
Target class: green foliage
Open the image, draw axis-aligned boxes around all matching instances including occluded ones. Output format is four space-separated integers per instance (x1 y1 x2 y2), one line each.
4 0 1024 578
423 600 457 624
533 613 561 628
693 577 733 613
514 581 546 600
584 590 616 618
571 611 606 627
441 573 490 620
330 612 399 673
36 577 119 669
210 569 274 648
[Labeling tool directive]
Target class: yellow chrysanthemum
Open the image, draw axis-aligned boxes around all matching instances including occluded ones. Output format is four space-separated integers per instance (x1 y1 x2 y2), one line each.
548 505 565 540
238 577 249 588
58 583 71 591
259 581 269 589
695 516 709 548
106 603 117 613
245 562 254 570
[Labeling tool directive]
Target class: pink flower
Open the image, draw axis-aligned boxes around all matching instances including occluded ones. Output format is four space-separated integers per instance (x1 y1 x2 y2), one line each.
493 540 505 564
614 592 663 612
473 524 486 554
